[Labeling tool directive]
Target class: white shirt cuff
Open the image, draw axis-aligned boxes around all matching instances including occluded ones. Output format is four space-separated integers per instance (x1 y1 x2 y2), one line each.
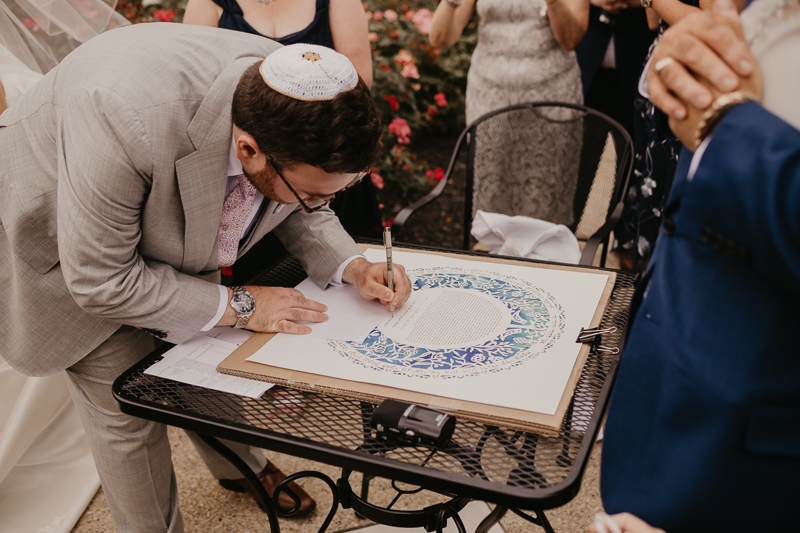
687 133 713 182
638 56 652 99
329 254 365 286
201 284 230 331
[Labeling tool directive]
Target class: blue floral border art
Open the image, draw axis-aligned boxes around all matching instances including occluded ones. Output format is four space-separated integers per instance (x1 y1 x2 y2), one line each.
331 268 566 379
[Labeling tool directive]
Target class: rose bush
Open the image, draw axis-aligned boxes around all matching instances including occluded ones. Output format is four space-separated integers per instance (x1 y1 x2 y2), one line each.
116 0 476 223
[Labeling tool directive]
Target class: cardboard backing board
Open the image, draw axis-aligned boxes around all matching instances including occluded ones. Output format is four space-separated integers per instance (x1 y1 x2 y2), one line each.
218 245 616 435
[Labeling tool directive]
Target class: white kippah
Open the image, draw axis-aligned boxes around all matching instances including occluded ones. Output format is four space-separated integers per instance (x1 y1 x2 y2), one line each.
259 43 359 101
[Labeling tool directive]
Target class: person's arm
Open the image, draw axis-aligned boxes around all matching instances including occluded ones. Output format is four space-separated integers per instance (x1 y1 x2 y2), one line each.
429 0 477 48
183 0 223 27
547 0 590 51
329 0 373 87
56 88 222 344
647 0 699 27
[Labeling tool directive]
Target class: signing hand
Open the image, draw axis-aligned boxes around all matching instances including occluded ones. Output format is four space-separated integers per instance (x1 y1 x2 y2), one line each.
343 257 412 312
589 512 666 533
218 286 329 334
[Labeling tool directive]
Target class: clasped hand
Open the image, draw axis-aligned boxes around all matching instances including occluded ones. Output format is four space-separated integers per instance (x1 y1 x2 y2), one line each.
646 0 763 149
232 258 411 335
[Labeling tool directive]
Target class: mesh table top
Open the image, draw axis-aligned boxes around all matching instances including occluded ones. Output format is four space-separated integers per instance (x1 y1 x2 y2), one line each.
113 247 636 511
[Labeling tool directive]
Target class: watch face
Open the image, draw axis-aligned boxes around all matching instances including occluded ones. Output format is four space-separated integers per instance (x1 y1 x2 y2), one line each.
231 290 255 314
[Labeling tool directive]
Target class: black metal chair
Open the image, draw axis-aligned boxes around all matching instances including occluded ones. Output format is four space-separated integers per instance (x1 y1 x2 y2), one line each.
392 102 634 266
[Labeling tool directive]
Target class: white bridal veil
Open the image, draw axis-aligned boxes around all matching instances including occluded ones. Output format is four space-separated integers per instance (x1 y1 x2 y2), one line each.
1 4 130 531
0 0 129 107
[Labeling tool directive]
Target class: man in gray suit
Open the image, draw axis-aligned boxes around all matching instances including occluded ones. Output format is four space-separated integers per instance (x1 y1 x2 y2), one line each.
0 23 410 532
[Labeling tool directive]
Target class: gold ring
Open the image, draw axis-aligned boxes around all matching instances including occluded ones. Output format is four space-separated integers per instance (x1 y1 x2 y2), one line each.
653 57 677 75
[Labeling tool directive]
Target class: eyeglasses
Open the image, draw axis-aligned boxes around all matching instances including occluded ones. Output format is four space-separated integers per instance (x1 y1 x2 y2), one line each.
269 157 370 213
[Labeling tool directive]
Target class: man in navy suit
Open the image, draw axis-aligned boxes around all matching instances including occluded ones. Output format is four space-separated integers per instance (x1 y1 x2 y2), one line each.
599 0 800 530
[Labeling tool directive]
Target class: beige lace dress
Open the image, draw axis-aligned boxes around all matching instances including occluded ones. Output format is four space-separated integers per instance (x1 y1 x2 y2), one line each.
466 0 585 227
465 0 583 125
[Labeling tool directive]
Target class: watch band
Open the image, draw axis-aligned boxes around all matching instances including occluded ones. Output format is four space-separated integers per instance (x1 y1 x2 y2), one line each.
229 286 254 329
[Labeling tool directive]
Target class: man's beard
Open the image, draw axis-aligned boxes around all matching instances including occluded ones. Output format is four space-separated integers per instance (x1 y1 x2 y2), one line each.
243 165 286 205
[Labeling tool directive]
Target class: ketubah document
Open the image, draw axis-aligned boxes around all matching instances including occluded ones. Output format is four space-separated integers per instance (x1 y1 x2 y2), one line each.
245 249 611 417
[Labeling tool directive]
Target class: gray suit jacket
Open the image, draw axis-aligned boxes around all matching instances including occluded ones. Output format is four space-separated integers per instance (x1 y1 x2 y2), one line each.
0 23 360 376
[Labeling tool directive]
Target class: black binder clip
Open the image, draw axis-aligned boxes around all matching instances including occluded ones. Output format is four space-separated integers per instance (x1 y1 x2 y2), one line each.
576 326 617 344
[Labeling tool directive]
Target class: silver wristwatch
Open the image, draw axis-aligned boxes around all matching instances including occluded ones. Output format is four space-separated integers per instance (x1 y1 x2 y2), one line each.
229 286 255 329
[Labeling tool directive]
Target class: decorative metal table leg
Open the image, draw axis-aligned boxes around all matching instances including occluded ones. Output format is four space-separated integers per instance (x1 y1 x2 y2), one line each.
435 503 467 533
196 433 281 533
474 505 508 533
511 508 555 533
276 471 340 533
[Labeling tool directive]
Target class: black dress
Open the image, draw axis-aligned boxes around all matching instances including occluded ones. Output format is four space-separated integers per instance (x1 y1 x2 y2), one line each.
613 8 697 272
214 0 383 240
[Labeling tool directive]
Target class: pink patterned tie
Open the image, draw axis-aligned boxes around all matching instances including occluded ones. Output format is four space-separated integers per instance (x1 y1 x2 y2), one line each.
218 174 257 268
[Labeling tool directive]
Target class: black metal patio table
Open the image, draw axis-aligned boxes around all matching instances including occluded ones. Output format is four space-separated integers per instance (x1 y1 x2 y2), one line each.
113 243 636 533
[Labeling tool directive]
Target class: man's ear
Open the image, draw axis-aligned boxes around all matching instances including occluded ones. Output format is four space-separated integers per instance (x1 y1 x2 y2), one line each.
234 131 262 164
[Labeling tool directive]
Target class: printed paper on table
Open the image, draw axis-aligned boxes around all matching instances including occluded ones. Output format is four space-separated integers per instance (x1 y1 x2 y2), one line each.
218 246 615 433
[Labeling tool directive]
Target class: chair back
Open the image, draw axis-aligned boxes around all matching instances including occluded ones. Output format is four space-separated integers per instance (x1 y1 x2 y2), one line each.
464 102 632 254
393 102 633 265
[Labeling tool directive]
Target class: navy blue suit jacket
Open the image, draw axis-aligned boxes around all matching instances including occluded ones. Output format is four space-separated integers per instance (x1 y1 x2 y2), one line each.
601 102 800 532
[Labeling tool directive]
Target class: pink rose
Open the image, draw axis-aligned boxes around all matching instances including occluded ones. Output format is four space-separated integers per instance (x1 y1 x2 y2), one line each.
368 32 379 42
384 9 398 21
370 172 385 189
404 9 415 19
388 118 411 145
401 63 420 79
373 10 383 22
434 92 447 107
394 49 415 66
153 8 175 22
412 8 433 35
365 11 372 20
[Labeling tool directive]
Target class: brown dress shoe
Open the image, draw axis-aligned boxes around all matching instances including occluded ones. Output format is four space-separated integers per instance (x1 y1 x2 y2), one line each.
219 460 316 517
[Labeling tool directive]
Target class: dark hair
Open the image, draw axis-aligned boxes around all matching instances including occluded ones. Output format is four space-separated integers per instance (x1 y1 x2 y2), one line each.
232 61 382 173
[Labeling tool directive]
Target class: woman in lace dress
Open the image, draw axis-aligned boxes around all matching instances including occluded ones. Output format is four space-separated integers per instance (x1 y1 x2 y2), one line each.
429 0 589 229
430 0 587 124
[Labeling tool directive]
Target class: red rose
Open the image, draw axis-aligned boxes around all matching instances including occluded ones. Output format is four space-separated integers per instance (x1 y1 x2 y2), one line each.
426 167 445 182
384 95 399 112
154 9 175 22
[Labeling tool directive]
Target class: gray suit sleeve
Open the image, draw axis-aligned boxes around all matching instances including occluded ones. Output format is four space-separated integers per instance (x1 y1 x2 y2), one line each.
56 87 220 343
273 207 361 287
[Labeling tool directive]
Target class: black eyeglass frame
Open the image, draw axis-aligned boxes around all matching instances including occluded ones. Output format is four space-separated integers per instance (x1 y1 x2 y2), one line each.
269 157 370 213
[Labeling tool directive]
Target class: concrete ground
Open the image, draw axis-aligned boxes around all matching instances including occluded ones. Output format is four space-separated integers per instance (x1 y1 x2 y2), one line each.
71 426 604 533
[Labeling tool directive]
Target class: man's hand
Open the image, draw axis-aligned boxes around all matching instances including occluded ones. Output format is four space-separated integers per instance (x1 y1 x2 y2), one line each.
647 0 761 121
342 257 412 311
218 286 329 334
